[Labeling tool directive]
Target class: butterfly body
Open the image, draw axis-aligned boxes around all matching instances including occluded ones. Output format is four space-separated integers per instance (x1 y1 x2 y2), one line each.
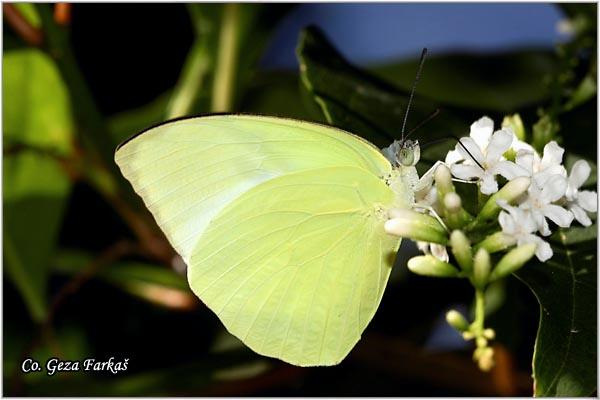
115 115 419 366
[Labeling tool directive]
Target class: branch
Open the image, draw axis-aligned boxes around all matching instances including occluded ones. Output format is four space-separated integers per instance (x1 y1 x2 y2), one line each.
3 3 43 46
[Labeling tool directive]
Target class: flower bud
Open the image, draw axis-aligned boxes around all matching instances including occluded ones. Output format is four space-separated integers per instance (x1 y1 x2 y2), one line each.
385 209 448 244
489 243 536 282
483 328 496 340
446 309 469 332
442 193 474 229
476 347 495 371
502 114 525 141
473 248 491 288
435 164 454 198
476 336 488 348
450 230 473 272
476 177 530 222
444 192 461 212
407 255 459 278
475 231 517 254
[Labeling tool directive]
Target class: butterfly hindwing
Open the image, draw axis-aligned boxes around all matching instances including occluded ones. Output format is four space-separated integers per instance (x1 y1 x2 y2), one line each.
189 167 401 366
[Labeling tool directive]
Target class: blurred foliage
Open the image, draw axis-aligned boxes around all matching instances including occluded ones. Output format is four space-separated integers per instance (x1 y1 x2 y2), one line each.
2 3 597 397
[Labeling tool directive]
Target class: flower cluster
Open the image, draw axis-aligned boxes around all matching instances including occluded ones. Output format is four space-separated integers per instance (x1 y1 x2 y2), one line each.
383 115 597 371
445 116 597 261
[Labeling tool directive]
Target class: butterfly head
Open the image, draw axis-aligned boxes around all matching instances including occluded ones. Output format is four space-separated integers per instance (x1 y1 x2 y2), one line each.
384 139 421 168
398 139 420 167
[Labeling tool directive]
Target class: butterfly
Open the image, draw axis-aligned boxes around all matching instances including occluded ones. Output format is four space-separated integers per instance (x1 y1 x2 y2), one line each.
115 49 443 367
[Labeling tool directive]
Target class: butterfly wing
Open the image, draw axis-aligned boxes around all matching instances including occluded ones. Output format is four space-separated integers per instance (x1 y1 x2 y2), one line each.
115 115 407 366
115 115 391 264
189 166 401 366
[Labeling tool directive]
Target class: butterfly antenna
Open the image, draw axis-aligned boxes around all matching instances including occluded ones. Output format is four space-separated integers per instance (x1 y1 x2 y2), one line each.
420 135 485 170
404 108 440 139
401 47 428 141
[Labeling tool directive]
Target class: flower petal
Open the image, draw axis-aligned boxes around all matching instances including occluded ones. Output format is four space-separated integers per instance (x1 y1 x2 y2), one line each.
541 141 565 169
533 209 551 236
470 116 494 149
511 135 534 153
539 174 567 203
486 128 513 161
456 137 484 165
516 150 535 174
578 190 598 212
498 210 516 234
480 172 499 194
445 149 464 164
533 236 553 261
533 165 567 187
450 164 482 181
568 159 591 190
492 160 530 180
543 204 574 228
570 204 592 226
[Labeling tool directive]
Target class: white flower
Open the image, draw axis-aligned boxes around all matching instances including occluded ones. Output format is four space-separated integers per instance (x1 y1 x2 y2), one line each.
519 174 573 236
446 116 533 164
447 120 528 194
498 202 553 261
416 241 449 262
564 160 598 226
515 141 567 186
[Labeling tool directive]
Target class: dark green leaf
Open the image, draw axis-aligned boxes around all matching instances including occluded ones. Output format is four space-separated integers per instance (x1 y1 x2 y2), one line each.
240 71 312 120
296 26 469 151
373 51 557 112
515 225 597 396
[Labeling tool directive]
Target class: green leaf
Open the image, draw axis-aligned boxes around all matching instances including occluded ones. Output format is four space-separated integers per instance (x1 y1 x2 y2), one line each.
3 49 74 322
296 26 468 151
240 71 312 120
563 75 596 112
515 225 597 396
373 51 557 112
4 153 71 322
3 49 74 155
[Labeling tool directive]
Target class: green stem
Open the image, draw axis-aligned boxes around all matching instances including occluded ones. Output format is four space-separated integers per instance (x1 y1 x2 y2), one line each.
166 39 211 119
211 3 240 112
473 288 486 334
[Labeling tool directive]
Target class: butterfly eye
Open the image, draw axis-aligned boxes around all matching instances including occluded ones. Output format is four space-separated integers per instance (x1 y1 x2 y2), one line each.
398 148 414 166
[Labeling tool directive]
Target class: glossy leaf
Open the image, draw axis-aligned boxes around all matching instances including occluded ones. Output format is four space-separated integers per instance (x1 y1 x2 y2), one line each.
296 26 468 153
374 51 557 112
515 224 597 396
